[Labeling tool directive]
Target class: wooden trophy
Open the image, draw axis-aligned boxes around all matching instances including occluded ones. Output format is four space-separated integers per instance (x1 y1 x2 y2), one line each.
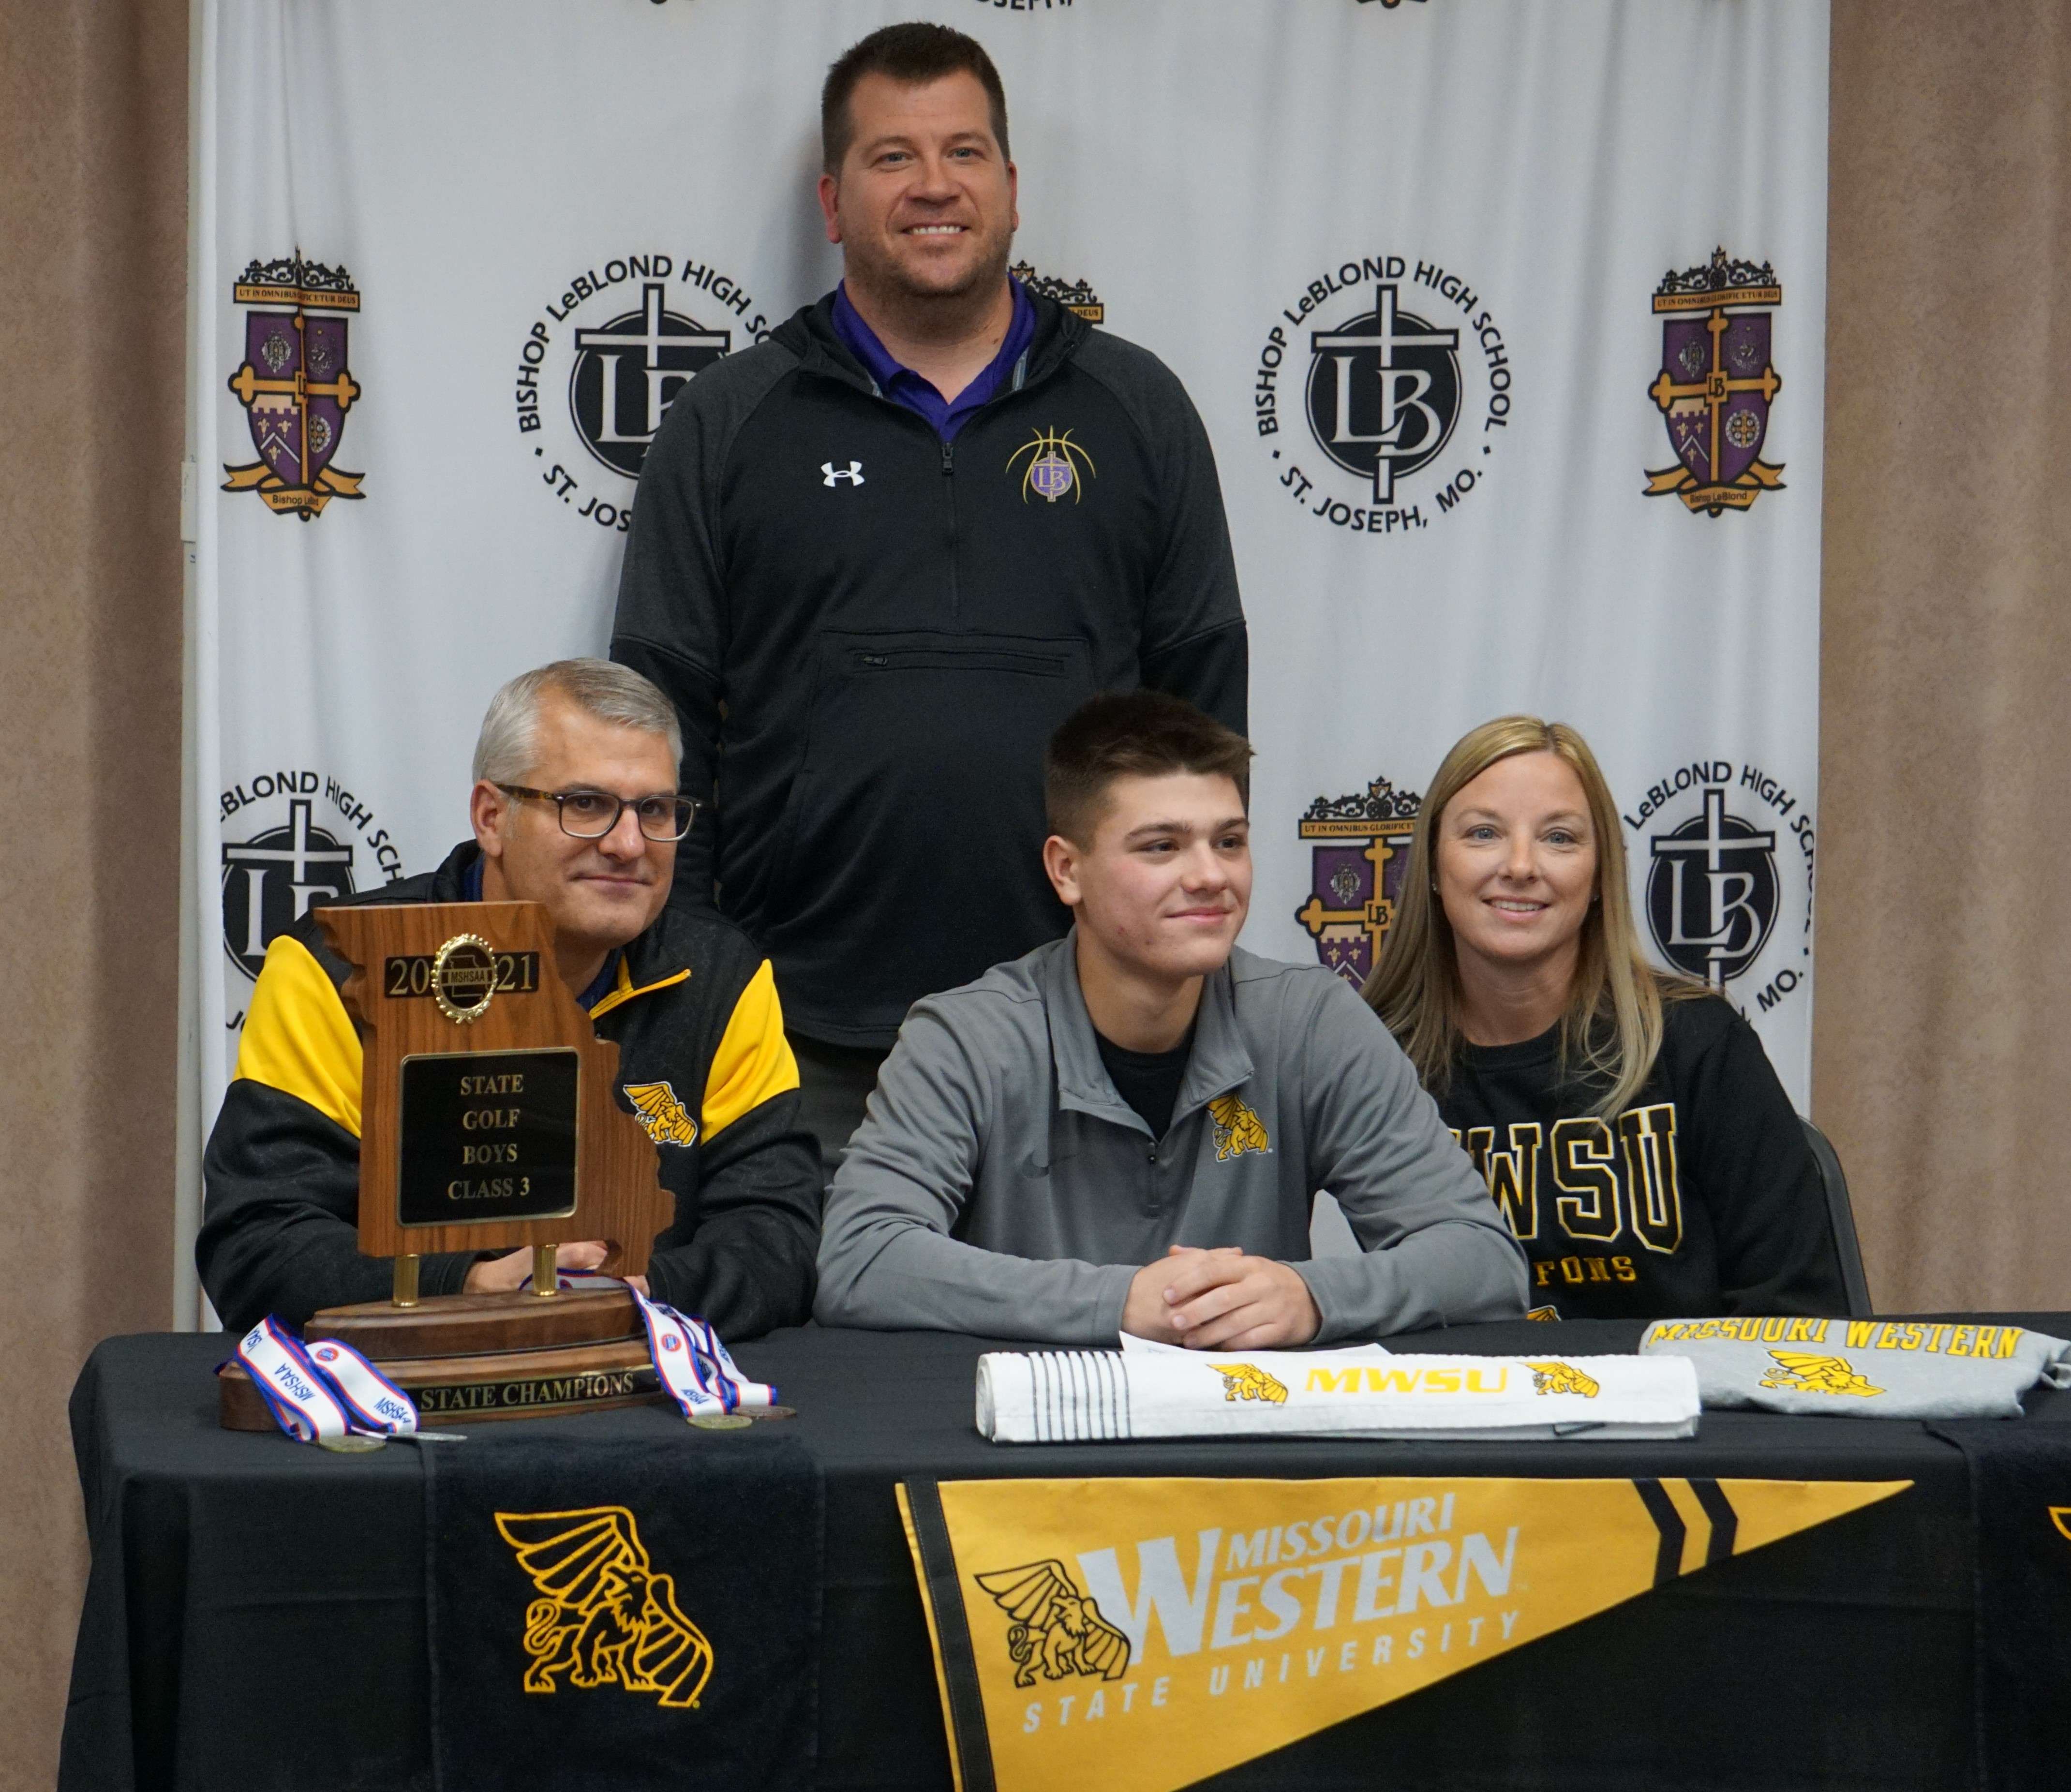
219 901 678 1428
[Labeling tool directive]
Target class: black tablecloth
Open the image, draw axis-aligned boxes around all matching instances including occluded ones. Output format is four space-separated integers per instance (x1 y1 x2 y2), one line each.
62 1316 2071 1792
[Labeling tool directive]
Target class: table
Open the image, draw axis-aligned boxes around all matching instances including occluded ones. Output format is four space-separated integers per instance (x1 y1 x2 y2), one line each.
61 1316 2071 1792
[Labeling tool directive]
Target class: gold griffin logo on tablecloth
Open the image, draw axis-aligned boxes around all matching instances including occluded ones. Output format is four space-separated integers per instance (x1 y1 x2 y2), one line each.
495 1506 714 1708
624 1081 699 1147
1206 1093 1269 1161
1211 1363 1289 1404
974 1560 1132 1688
1525 1361 1601 1398
1759 1352 1884 1398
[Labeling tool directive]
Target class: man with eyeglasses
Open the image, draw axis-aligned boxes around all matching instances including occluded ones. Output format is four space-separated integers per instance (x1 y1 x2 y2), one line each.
197 659 821 1337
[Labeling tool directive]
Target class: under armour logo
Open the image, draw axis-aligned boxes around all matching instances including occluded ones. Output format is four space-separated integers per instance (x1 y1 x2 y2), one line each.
821 460 865 487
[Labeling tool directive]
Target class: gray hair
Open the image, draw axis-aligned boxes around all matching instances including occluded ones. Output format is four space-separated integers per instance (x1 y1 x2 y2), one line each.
471 659 683 786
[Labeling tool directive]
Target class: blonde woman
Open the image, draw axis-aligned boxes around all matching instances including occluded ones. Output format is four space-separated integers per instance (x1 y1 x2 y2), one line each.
1363 716 1842 1319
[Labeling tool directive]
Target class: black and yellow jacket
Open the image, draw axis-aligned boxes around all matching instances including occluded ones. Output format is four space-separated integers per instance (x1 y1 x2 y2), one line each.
197 841 821 1336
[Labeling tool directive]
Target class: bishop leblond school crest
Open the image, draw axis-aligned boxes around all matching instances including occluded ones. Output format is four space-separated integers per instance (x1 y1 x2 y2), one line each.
1008 260 1104 324
1295 774 1423 987
1644 249 1785 515
223 252 365 518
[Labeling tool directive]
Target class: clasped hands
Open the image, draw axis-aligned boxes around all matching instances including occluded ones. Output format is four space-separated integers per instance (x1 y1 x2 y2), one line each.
1122 1244 1320 1350
462 1240 648 1297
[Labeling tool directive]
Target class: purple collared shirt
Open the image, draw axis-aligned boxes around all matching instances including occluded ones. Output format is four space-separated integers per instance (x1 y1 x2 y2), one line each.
830 277 1036 441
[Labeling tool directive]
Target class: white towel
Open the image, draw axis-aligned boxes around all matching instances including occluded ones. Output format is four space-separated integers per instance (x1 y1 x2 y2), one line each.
975 1340 1699 1443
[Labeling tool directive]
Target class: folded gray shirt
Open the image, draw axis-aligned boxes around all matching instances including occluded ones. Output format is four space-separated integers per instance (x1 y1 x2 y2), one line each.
1640 1315 2071 1417
815 934 1528 1344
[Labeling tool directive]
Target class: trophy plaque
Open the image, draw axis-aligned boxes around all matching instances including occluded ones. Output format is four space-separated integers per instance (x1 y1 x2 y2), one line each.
219 901 678 1428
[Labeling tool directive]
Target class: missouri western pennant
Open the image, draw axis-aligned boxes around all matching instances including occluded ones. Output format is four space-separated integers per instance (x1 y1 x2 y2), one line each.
899 1474 1910 1792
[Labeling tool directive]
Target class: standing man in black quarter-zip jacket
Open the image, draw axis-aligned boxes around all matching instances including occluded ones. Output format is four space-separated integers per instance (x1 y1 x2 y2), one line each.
612 22 1249 1175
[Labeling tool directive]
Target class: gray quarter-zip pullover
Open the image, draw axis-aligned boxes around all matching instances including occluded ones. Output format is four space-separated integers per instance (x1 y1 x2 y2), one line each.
815 935 1528 1344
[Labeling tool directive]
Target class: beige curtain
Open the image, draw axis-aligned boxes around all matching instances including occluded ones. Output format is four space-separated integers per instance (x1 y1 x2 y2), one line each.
0 0 187 1779
1815 0 2071 1313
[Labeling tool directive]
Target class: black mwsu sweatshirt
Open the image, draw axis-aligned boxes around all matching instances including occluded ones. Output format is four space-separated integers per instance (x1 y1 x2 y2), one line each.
612 289 1248 1048
1436 995 1848 1320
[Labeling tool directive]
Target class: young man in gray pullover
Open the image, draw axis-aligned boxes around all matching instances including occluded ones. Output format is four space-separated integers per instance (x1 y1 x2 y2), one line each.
814 693 1529 1348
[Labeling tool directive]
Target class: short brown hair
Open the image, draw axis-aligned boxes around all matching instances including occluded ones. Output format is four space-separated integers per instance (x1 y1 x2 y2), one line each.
821 23 1011 176
1044 692 1252 846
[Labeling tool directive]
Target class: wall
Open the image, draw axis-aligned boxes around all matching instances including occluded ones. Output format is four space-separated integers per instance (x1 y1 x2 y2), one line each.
1815 0 2071 1310
0 0 188 1780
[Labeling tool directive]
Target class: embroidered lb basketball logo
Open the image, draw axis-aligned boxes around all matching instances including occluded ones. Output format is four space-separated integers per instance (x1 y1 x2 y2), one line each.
1007 428 1095 504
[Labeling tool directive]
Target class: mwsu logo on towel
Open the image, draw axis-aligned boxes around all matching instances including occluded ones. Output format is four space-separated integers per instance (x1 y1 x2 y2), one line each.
513 249 770 533
1253 255 1510 538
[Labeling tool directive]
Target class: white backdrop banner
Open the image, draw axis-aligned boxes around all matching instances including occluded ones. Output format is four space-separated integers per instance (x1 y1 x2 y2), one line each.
193 0 1828 1140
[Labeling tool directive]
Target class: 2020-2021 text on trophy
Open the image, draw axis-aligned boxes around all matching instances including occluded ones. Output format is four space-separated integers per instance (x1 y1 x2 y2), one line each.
217 900 679 1428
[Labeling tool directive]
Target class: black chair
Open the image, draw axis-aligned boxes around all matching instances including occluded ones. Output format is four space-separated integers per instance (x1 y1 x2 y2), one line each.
1801 1117 1873 1318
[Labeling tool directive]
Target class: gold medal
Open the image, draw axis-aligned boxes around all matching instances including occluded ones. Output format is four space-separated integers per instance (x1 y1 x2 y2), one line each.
430 933 498 1024
690 1414 753 1431
316 1433 388 1453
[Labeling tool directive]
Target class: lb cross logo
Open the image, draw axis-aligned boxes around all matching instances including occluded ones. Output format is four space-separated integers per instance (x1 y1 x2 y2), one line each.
821 460 865 486
1257 255 1508 537
494 1506 715 1709
1644 248 1786 515
1309 282 1459 504
1627 757 1814 1015
222 253 364 518
571 281 729 479
973 1559 1132 1689
516 250 767 534
1007 428 1094 504
221 795 354 980
1646 785 1777 990
218 769 403 1030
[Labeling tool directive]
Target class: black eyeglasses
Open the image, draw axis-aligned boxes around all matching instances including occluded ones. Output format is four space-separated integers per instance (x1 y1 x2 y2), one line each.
495 785 701 842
